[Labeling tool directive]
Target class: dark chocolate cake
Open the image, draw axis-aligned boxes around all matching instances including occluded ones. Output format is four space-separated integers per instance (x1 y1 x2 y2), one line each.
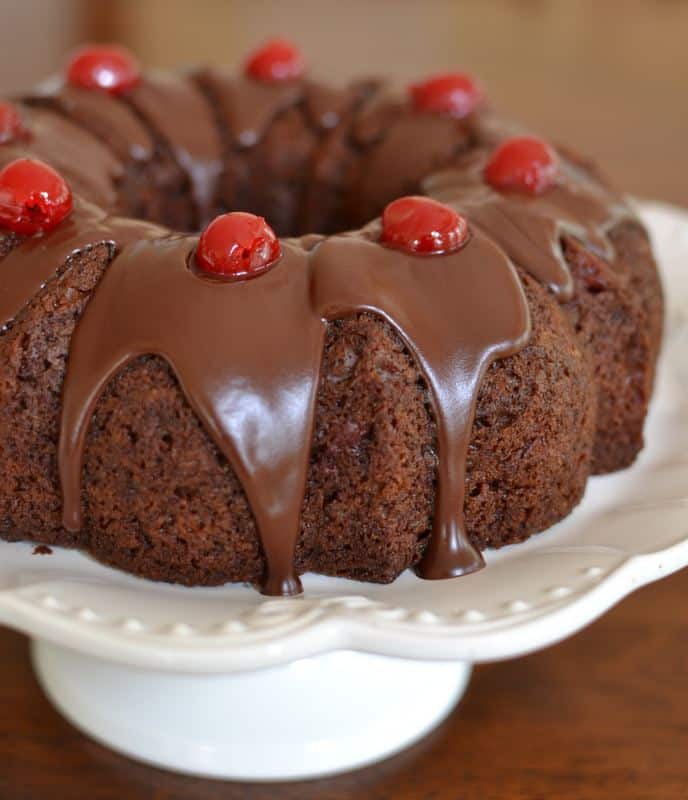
0 41 663 595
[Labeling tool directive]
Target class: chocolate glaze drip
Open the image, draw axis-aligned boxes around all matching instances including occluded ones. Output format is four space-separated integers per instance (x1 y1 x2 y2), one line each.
195 71 376 149
311 228 530 578
194 72 304 148
25 75 225 227
0 70 636 595
1 106 122 209
0 199 163 331
58 234 322 596
126 73 224 227
302 80 375 130
348 112 473 228
424 150 635 302
25 79 155 163
352 87 405 146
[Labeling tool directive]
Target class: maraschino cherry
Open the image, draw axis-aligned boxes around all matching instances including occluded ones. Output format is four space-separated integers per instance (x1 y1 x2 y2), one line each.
245 38 305 82
0 159 72 235
0 103 27 145
66 44 141 95
484 136 558 195
195 212 281 279
410 72 483 119
381 196 470 255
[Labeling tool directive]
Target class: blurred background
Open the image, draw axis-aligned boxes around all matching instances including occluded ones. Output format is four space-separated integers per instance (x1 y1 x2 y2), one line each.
2 0 686 204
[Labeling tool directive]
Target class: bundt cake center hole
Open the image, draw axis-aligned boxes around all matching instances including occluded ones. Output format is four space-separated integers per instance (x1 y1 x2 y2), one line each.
204 195 371 240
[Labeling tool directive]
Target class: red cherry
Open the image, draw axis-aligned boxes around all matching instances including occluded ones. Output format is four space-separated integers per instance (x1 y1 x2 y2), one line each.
0 159 72 235
195 212 281 279
0 103 27 145
245 38 305 82
381 196 470 255
484 136 558 195
66 44 141 95
410 72 483 119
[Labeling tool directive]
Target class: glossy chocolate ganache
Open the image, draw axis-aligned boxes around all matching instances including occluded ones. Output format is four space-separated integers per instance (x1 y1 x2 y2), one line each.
0 42 649 595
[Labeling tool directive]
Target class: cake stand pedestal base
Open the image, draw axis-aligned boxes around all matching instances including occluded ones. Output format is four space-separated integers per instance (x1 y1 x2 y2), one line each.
31 639 471 781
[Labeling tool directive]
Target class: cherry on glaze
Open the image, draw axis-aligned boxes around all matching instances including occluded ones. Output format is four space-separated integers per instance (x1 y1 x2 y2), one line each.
66 44 141 95
0 158 72 235
484 136 558 195
0 103 27 145
410 72 483 119
245 38 305 82
381 196 470 255
195 212 282 279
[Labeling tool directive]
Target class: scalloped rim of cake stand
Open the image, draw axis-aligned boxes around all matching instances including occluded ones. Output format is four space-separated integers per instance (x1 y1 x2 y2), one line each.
0 201 685 675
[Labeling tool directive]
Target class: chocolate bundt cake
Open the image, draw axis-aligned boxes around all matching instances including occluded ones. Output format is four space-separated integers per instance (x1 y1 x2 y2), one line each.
0 41 663 595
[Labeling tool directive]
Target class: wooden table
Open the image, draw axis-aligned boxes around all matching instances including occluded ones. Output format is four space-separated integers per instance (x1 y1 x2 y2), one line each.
1 568 686 799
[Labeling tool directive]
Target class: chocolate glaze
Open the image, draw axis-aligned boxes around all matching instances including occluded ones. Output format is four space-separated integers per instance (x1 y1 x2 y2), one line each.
194 72 304 148
302 79 375 130
195 70 377 149
424 150 635 302
1 106 122 209
126 73 224 227
352 87 404 146
25 79 155 163
347 111 473 228
24 75 225 227
0 69 635 594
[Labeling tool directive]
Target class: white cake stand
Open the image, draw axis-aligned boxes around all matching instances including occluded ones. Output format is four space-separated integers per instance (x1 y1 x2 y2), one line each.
2 203 687 781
